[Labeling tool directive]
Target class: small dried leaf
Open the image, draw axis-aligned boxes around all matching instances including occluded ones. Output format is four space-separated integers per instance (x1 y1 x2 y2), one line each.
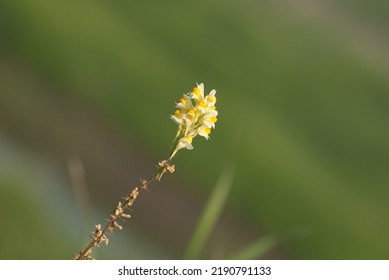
113 221 123 230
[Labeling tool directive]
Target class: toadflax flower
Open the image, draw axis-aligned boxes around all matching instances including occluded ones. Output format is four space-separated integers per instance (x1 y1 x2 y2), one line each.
169 83 218 159
74 82 218 260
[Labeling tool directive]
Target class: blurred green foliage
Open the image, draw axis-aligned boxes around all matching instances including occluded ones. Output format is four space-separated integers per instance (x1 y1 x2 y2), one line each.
0 0 388 259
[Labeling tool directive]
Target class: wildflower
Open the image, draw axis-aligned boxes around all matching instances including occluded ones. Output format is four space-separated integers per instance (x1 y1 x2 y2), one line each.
191 83 204 101
198 125 211 140
75 82 219 260
177 135 193 150
170 83 218 158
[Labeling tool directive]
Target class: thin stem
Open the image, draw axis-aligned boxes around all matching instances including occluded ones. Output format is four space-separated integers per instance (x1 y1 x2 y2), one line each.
73 148 177 260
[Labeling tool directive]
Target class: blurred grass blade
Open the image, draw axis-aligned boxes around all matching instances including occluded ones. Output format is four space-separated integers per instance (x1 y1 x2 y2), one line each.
230 226 310 260
183 163 235 259
229 234 278 260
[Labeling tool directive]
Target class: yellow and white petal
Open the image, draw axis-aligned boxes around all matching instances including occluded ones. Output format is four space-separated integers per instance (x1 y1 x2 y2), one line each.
203 114 218 129
177 135 194 150
197 83 204 96
170 114 183 124
198 125 211 140
176 94 193 110
205 90 216 107
184 117 194 134
187 108 196 118
185 109 197 124
205 107 218 120
195 100 207 113
208 89 216 96
191 83 204 101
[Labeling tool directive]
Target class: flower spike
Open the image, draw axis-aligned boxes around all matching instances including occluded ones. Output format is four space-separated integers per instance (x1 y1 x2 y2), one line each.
170 83 218 159
74 82 218 260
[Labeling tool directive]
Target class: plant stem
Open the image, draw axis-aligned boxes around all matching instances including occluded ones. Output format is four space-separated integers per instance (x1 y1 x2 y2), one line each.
73 147 178 260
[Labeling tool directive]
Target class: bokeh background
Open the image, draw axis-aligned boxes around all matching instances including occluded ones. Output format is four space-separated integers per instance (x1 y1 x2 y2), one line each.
0 0 388 259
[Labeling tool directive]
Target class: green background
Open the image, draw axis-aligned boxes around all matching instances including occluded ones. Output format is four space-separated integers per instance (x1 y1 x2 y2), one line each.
0 0 388 259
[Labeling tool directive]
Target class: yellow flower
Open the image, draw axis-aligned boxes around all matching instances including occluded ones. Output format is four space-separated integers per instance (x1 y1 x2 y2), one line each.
170 82 218 156
176 95 192 111
203 110 218 129
176 135 193 150
198 125 211 140
191 83 204 101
